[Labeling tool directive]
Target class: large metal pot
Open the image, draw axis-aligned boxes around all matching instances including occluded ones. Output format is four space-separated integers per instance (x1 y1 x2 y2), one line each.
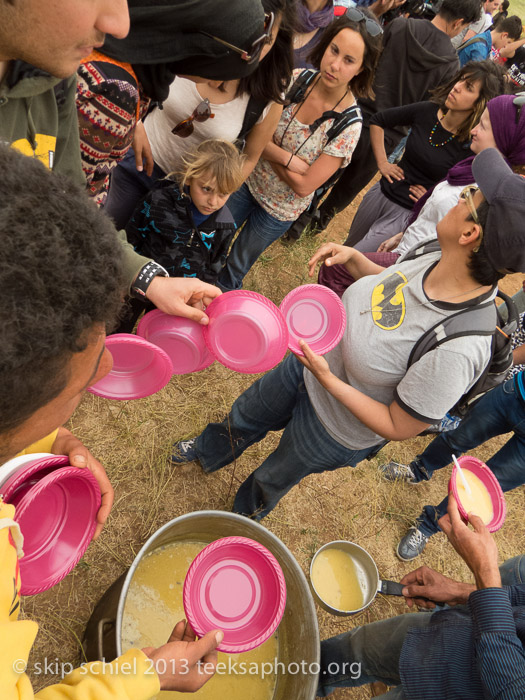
83 511 320 700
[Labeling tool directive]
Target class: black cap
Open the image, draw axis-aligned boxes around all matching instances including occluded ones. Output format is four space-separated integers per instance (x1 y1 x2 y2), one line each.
472 148 525 273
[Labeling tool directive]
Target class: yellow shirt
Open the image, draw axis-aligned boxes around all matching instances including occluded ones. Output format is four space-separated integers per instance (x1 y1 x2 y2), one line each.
15 430 59 457
0 497 159 700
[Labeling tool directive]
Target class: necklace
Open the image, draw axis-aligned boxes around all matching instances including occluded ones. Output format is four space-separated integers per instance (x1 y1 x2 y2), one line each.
428 120 456 148
279 74 349 158
359 283 487 315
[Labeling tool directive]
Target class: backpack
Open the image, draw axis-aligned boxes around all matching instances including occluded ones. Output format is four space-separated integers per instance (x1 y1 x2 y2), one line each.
403 241 519 417
282 69 363 240
234 94 268 152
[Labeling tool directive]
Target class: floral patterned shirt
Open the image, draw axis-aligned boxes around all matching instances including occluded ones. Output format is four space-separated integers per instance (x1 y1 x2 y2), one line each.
246 70 362 222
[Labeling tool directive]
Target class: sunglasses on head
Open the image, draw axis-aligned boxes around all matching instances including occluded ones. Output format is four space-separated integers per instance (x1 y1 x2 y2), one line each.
460 184 484 250
514 91 525 125
171 98 215 138
199 12 275 66
344 7 383 37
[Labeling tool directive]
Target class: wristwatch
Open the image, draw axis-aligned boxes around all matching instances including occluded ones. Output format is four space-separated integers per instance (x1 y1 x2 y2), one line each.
130 261 168 299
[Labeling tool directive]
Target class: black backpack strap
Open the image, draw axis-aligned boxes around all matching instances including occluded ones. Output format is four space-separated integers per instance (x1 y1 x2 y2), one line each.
407 300 498 369
402 239 442 262
234 94 268 151
285 69 318 105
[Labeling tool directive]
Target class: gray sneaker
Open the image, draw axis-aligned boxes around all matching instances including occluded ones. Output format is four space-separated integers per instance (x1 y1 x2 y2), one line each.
397 528 429 561
171 438 198 464
379 461 417 483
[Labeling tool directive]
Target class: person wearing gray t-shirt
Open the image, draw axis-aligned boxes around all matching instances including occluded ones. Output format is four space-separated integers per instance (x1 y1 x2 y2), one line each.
171 149 525 521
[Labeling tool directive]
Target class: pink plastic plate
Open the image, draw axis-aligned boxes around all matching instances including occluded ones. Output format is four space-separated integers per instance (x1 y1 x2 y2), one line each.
1 454 69 504
183 536 287 653
279 284 346 356
203 291 289 374
137 310 214 375
0 452 56 491
448 455 506 533
9 466 101 595
87 334 173 400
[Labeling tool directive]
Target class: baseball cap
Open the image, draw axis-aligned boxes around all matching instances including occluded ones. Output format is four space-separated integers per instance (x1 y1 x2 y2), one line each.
472 148 525 273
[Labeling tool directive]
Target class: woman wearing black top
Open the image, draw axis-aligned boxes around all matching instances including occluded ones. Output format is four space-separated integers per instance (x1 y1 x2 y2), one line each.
345 61 506 252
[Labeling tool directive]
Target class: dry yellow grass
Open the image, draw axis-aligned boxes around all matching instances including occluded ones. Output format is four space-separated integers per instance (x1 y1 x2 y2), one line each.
22 200 525 699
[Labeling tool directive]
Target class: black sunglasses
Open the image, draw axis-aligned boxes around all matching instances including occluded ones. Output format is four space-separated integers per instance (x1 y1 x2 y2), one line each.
514 91 525 125
199 12 275 65
345 7 383 37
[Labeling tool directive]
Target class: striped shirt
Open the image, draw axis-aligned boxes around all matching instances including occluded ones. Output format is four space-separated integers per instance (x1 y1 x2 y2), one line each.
400 586 525 699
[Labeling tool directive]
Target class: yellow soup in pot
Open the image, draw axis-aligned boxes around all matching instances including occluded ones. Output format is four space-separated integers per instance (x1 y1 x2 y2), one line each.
311 548 365 611
455 471 494 524
122 541 278 700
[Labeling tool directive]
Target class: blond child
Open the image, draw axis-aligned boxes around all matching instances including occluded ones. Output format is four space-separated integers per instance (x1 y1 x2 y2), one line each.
126 139 244 283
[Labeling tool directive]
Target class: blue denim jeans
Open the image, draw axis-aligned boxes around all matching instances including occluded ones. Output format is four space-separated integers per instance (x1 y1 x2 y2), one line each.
218 183 293 290
104 148 166 229
500 555 525 585
318 612 432 697
194 354 384 519
413 378 525 537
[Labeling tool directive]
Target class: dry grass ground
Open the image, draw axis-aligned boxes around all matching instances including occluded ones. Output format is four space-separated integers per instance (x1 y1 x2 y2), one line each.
23 192 525 699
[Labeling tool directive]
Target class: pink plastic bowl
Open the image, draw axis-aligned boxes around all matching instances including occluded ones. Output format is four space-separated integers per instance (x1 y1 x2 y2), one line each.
203 291 289 374
448 455 506 533
279 284 346 356
0 454 69 505
137 309 214 375
88 334 173 400
183 536 287 653
6 465 101 595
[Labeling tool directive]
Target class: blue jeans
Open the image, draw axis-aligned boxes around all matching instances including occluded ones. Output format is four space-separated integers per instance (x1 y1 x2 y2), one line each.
218 183 293 290
104 148 166 229
500 555 525 585
412 379 525 537
318 612 432 697
194 354 384 519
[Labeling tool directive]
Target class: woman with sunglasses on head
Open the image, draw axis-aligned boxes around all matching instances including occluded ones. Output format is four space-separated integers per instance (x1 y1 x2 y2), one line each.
342 60 506 254
77 0 269 208
217 9 383 291
102 0 294 229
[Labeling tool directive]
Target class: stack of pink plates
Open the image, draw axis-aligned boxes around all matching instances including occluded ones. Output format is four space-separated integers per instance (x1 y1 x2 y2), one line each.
183 536 286 653
279 285 346 356
137 310 214 375
0 454 101 595
88 334 173 400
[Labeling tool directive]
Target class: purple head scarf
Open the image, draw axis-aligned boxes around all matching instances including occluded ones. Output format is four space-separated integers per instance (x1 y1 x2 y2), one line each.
447 94 525 185
297 1 334 33
409 94 525 223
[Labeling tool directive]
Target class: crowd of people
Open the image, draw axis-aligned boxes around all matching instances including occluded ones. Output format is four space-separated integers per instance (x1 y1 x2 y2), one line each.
2 0 525 698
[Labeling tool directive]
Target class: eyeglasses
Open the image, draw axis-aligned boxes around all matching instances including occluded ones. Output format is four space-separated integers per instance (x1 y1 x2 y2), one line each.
513 91 525 125
460 185 484 249
345 7 383 37
199 12 275 65
171 99 215 138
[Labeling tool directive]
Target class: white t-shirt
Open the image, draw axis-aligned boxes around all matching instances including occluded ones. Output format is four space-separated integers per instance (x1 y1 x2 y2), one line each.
305 253 495 450
145 77 271 175
395 180 464 258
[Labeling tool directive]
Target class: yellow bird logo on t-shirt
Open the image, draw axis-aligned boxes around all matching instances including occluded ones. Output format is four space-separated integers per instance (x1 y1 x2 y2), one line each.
370 271 408 330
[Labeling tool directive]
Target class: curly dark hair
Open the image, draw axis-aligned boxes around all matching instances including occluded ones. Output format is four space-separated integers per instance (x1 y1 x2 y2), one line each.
307 10 383 100
0 145 125 438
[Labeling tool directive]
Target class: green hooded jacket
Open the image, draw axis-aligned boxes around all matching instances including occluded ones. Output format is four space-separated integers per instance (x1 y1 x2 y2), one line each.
0 61 150 286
